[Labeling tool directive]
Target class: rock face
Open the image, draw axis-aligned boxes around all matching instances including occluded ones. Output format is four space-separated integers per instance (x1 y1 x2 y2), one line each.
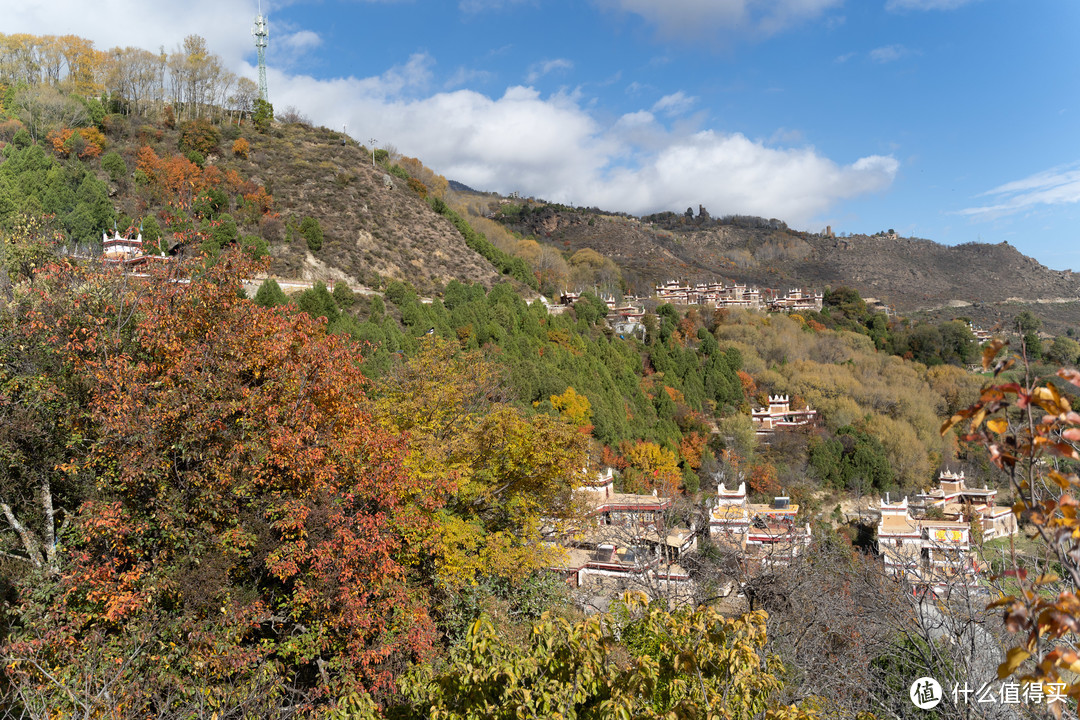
502 207 1080 315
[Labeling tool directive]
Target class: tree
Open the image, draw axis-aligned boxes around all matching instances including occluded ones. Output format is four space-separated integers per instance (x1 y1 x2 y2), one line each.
252 97 273 133
1047 335 1080 366
177 117 219 155
621 440 681 495
942 340 1080 716
1 252 445 713
390 594 820 720
550 386 593 430
300 216 324 252
367 338 588 591
253 277 288 307
100 150 126 183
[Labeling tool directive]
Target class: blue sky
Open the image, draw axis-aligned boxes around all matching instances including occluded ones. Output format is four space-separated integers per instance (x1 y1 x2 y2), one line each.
9 0 1080 270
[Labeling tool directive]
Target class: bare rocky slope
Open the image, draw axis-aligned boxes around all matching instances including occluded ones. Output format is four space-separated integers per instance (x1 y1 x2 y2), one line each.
248 125 502 293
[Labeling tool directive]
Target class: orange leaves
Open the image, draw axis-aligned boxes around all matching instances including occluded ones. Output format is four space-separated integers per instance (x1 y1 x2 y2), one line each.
958 341 1080 694
737 370 757 400
78 127 106 159
242 185 273 216
748 461 782 497
232 137 249 158
46 128 74 155
45 127 105 159
679 431 708 471
24 251 444 698
136 144 223 209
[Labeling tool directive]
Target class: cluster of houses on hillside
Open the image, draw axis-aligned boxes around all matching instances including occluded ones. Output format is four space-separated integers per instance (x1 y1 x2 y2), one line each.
544 463 1018 605
710 481 812 570
877 470 1017 592
544 467 814 605
654 280 823 313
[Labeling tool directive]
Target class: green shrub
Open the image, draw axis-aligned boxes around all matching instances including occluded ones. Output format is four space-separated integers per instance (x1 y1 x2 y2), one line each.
207 213 237 251
254 278 288 308
185 150 205 168
300 216 323 252
252 99 273 133
192 187 228 220
101 151 127 183
239 234 269 260
333 282 357 308
141 216 162 249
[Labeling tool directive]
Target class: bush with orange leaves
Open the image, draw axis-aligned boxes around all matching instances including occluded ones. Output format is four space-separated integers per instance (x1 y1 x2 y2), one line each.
943 338 1080 716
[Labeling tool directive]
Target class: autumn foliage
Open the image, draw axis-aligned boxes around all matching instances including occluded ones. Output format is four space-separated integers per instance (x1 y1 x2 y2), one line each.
1 253 443 713
943 339 1080 713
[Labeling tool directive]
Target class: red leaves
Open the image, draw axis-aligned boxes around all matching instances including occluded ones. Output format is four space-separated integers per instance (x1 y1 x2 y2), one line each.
20 251 440 702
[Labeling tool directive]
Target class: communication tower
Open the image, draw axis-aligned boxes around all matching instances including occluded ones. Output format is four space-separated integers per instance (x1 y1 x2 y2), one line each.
252 3 269 102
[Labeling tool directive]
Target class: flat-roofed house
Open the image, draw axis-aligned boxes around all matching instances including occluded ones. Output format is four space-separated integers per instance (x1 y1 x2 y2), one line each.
709 481 811 570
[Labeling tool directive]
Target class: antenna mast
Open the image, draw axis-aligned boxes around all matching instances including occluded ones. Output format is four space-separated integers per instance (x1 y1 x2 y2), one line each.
252 2 269 103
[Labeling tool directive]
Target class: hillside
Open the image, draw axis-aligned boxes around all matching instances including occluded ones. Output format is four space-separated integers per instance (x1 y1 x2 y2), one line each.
494 204 1079 319
133 123 503 294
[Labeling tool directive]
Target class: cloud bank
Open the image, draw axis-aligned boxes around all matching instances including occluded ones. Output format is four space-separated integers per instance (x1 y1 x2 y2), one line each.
271 57 897 225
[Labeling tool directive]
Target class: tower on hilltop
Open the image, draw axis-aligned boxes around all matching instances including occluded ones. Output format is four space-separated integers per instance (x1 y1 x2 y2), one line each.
252 3 269 102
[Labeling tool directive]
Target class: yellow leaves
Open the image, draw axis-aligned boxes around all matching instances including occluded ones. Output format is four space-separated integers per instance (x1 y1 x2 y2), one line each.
620 440 680 494
1032 384 1072 417
987 418 1008 434
550 386 592 429
998 647 1031 679
368 338 587 589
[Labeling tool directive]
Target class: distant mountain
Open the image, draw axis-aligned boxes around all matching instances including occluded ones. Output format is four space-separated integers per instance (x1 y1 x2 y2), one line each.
495 204 1080 327
98 116 1075 327
447 179 480 193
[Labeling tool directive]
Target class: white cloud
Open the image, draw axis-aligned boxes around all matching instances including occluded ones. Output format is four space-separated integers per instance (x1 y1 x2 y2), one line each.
269 61 897 226
651 91 697 116
885 0 978 11
281 30 322 52
525 58 574 83
445 67 496 89
869 44 911 63
958 164 1080 219
602 0 844 39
